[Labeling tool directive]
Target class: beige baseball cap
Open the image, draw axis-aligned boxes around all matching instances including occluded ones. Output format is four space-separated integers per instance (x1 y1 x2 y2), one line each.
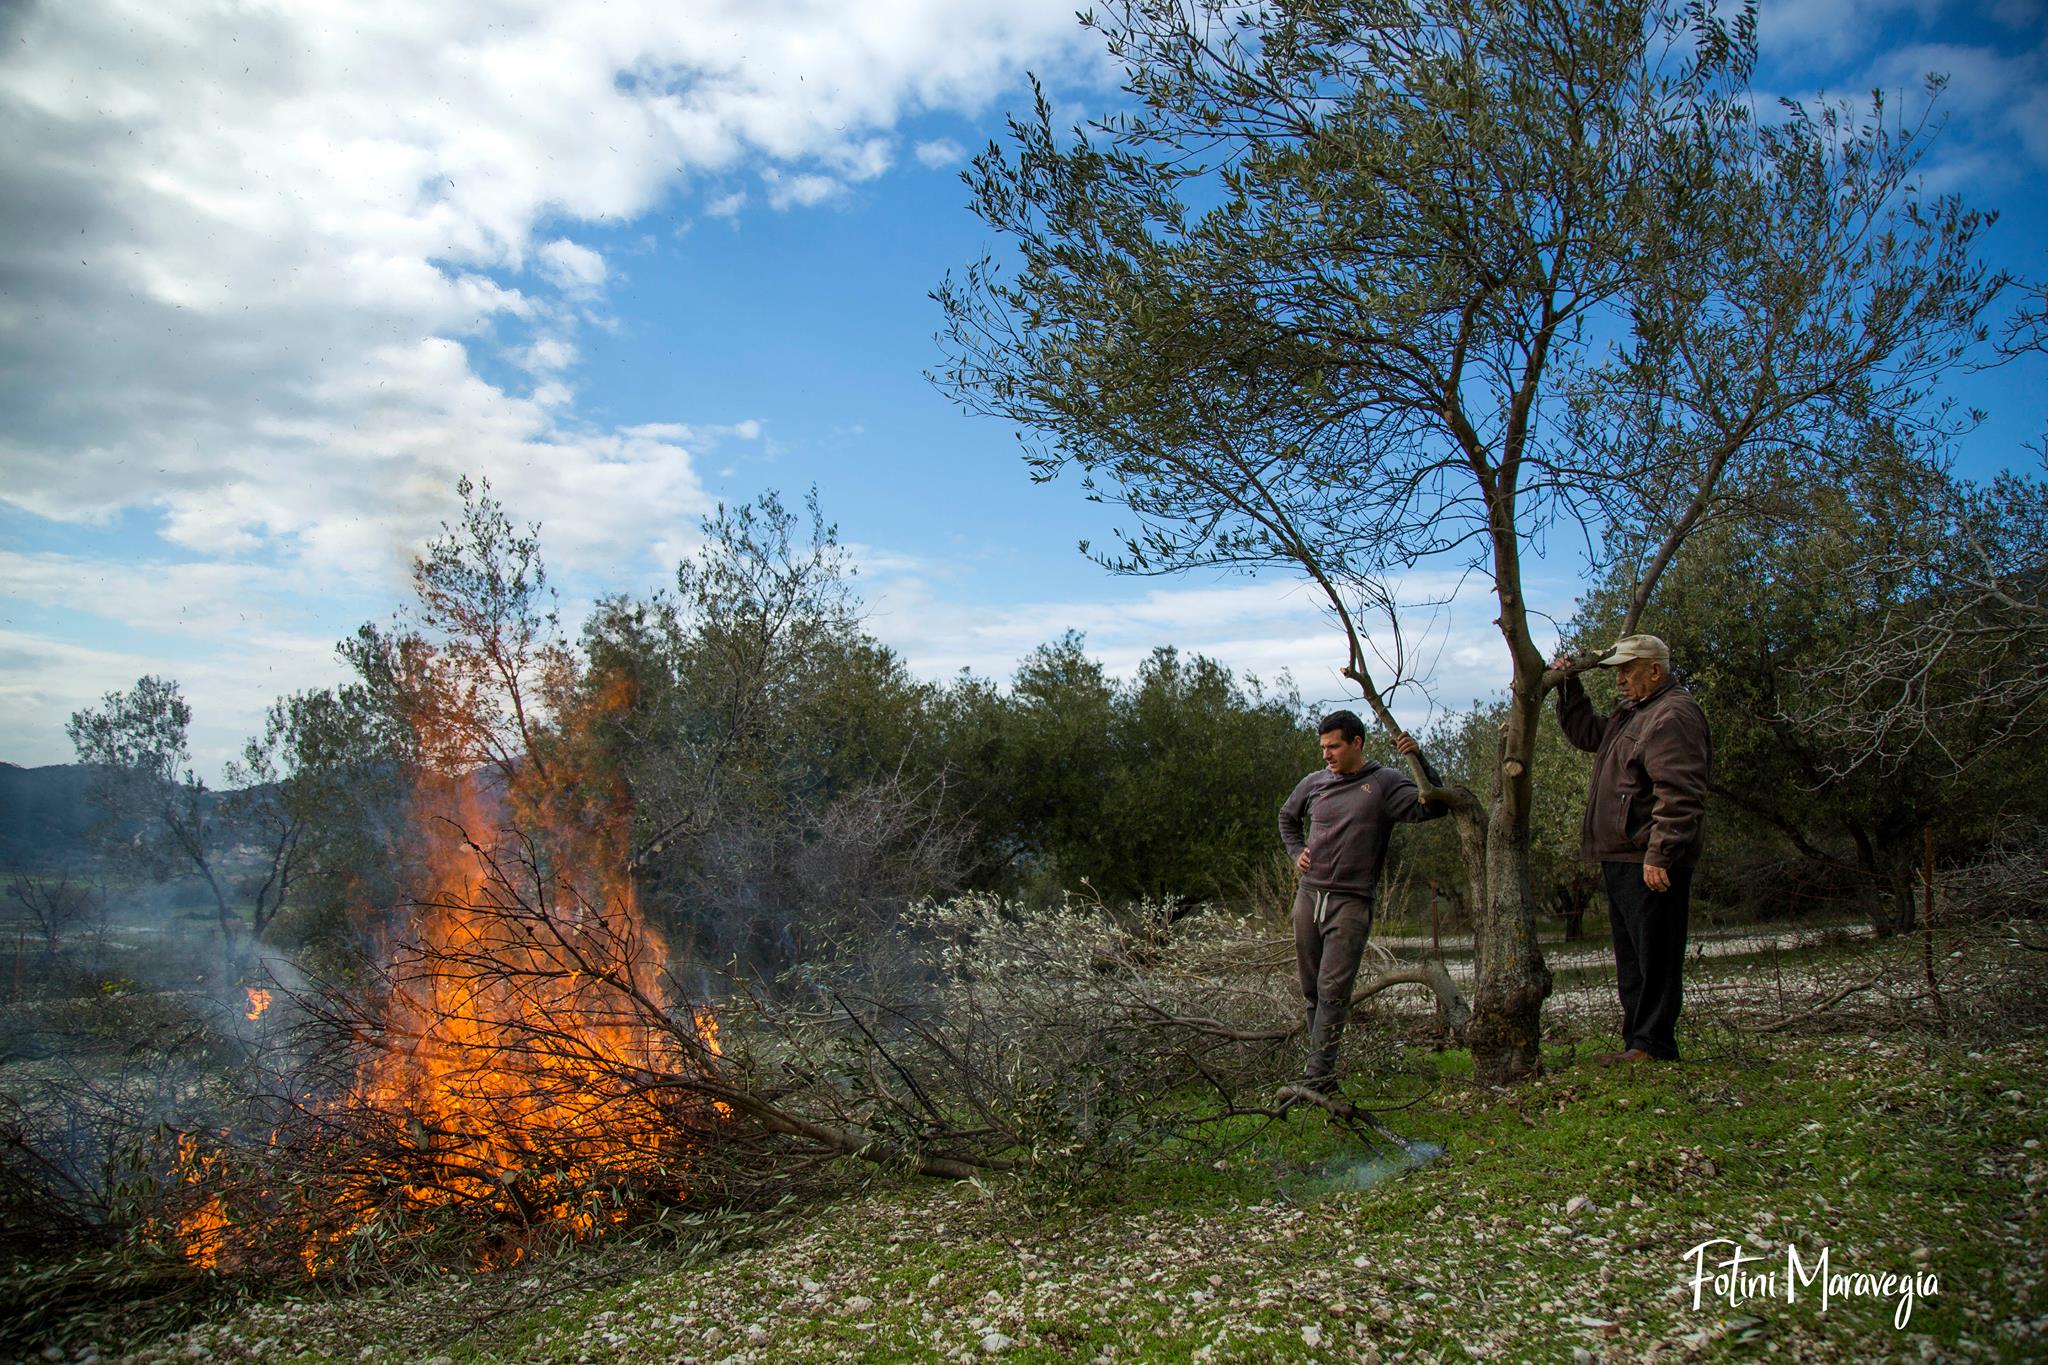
1596 633 1671 666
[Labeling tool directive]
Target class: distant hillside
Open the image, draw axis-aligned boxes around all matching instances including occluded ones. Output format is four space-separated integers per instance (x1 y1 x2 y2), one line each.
0 762 100 870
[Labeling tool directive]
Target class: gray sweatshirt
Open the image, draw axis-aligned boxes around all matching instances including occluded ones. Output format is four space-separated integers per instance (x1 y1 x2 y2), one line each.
1277 761 1446 899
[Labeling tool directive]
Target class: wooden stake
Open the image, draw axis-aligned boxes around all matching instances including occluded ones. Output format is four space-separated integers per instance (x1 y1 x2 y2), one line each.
1429 878 1441 959
1923 822 1946 1025
1428 879 1447 1048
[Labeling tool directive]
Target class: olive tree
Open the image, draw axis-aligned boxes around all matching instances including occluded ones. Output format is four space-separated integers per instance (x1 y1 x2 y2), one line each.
935 0 2001 1079
1577 455 2048 934
1788 466 2048 782
582 489 967 971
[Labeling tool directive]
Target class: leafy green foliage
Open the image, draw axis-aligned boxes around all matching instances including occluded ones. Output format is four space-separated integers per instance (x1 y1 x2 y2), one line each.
1572 458 2048 930
342 474 574 787
223 685 408 963
938 635 1307 904
934 0 2005 1080
65 676 205 880
577 489 958 970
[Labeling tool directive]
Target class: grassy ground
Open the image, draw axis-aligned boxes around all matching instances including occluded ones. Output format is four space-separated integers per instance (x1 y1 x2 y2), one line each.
94 1021 2045 1364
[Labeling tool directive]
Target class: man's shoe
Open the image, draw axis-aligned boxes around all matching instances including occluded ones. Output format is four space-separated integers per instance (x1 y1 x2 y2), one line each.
1597 1048 1654 1065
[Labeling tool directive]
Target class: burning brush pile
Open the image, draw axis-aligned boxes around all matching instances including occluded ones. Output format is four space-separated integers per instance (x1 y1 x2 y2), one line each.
138 486 766 1276
166 726 732 1276
153 763 1310 1279
15 484 1315 1304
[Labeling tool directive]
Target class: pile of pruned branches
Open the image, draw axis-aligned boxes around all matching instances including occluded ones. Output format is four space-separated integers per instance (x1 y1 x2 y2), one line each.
1941 826 2048 928
1733 832 2048 1042
2 872 1437 1309
754 892 1312 1183
0 793 1479 1348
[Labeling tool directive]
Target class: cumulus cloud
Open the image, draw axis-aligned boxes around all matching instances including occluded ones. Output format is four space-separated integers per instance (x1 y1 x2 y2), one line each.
1861 38 2048 176
1752 27 2048 199
914 137 967 168
762 168 845 208
518 335 580 372
0 0 1102 767
536 238 608 291
828 137 895 182
1754 0 1945 69
0 0 1098 578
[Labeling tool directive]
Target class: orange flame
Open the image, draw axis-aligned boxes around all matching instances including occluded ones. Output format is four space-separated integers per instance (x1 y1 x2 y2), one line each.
244 987 271 1021
322 667 713 1270
171 660 723 1275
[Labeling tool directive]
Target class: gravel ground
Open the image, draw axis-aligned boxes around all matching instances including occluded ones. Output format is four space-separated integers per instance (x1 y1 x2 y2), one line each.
83 1029 2046 1365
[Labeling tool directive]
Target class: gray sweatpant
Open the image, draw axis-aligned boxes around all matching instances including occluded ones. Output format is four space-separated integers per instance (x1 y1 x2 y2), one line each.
1292 885 1374 1085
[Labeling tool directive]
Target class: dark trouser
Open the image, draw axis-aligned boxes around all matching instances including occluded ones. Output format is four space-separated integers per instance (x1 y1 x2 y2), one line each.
1602 860 1694 1061
1292 885 1374 1086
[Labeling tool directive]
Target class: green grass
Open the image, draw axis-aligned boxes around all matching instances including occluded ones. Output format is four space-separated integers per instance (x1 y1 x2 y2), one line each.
97 1026 2045 1364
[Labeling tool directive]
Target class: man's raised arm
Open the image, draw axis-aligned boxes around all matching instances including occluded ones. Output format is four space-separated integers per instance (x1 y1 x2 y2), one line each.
1550 654 1604 754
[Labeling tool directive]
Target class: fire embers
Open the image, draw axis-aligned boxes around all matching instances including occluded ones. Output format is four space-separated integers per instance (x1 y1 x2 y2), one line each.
172 1134 232 1271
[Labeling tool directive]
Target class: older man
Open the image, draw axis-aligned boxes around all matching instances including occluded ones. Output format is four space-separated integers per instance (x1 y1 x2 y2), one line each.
1552 634 1712 1064
1277 710 1447 1092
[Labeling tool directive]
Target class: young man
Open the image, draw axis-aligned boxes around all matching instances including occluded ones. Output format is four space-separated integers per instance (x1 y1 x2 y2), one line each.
1551 634 1713 1063
1277 710 1447 1092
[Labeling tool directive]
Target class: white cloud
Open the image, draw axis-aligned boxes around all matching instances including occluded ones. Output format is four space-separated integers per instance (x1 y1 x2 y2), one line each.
915 137 967 168
1862 38 2048 174
1755 0 1944 69
1756 31 2048 198
0 0 1100 567
0 551 291 638
0 626 354 776
705 189 749 218
519 336 580 372
830 137 896 182
0 0 1103 765
537 238 609 291
763 168 845 208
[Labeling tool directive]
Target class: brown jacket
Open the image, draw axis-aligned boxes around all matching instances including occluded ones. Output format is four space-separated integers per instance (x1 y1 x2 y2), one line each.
1554 675 1712 869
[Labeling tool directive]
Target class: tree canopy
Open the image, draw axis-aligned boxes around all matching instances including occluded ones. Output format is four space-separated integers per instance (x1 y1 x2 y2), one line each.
935 0 2005 1080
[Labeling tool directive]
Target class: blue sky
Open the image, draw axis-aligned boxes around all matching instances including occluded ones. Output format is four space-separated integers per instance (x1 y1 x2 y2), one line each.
2 0 2044 777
